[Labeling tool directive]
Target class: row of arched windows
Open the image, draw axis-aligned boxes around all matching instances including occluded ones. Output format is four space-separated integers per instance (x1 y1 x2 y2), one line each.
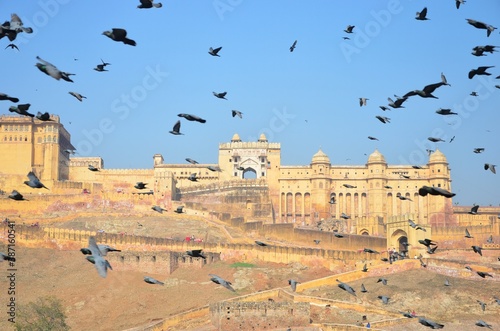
2 124 30 132
3 135 28 142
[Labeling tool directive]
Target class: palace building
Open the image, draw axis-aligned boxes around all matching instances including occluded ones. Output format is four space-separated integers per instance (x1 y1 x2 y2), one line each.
0 114 460 229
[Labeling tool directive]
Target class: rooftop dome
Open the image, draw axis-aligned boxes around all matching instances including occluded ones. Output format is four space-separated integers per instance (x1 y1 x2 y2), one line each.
258 133 268 142
367 149 386 164
311 149 330 164
231 133 241 142
429 149 447 163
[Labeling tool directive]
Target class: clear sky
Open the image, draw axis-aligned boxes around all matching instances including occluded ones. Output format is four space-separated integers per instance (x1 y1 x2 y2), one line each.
2 1 499 206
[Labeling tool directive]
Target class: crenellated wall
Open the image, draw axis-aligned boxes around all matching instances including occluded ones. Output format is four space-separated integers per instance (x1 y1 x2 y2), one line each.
210 301 310 330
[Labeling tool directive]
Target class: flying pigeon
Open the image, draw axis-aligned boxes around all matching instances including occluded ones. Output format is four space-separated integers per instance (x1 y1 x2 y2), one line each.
24 171 48 189
469 205 479 215
379 105 390 111
35 56 70 81
408 219 426 231
186 249 206 259
475 320 493 329
456 0 465 9
209 274 235 292
80 245 120 256
236 166 245 171
477 271 493 278
174 206 184 214
134 182 147 189
477 300 487 312
329 196 336 204
473 45 498 54
367 136 379 141
207 165 221 172
208 46 222 56
486 235 493 244
35 112 52 121
0 93 19 103
8 190 26 201
375 116 390 124
418 317 444 329
69 92 86 102
364 248 379 254
360 284 367 293
288 279 300 292
420 258 427 268
144 276 164 285
444 279 450 286
88 164 99 172
5 43 18 51
9 104 34 117
472 245 483 256
255 241 268 246
344 25 355 33
415 7 428 21
334 232 344 238
188 173 198 182
387 96 407 108
466 266 473 271
377 278 388 285
213 91 227 99
473 148 485 154
340 213 350 220
435 108 457 115
87 236 112 278
185 158 199 164
169 120 183 135
289 40 297 52
419 239 437 247
397 193 413 202
151 205 166 213
0 14 33 41
138 0 162 9
418 186 455 198
343 184 356 188
361 263 368 272
94 59 111 72
336 279 356 296
465 228 473 238
466 19 497 37
102 28 136 46
378 295 390 304
469 66 494 79
0 252 15 262
359 98 369 107
484 163 496 174
404 73 450 99
178 113 206 123
428 137 445 143
313 239 320 245
384 185 392 189
232 110 243 118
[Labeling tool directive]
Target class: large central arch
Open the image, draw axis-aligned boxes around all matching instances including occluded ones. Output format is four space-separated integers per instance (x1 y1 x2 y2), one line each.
390 229 408 253
242 168 256 179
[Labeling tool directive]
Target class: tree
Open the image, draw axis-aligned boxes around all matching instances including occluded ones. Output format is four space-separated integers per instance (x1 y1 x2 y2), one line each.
15 296 70 331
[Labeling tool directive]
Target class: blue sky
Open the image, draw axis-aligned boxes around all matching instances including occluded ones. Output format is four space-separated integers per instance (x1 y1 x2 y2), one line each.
2 1 499 206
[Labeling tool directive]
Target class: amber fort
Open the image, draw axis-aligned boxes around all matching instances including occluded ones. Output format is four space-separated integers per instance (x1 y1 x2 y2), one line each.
1 114 500 247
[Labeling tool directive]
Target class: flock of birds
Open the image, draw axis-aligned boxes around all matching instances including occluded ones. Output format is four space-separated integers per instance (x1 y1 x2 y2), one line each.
1 2 500 329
